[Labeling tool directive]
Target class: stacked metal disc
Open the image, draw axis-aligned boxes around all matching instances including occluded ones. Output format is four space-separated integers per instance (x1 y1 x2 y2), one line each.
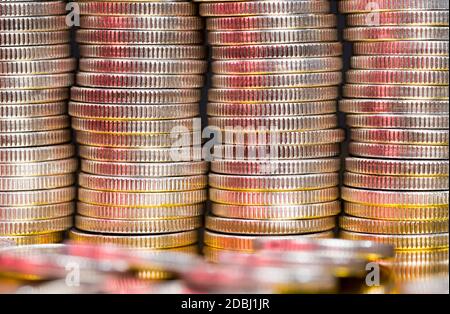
68 0 208 257
0 0 76 245
339 0 449 282
197 0 344 258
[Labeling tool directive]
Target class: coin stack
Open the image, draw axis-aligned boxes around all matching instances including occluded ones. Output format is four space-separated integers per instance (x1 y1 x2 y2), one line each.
68 0 208 258
339 0 449 282
0 0 76 245
197 0 344 258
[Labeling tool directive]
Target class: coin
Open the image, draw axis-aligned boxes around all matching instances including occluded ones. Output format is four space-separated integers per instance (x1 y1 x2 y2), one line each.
0 216 72 236
339 0 449 13
0 186 75 206
0 115 69 133
79 16 203 30
0 102 67 118
199 1 330 16
0 1 66 17
211 42 342 59
341 187 449 207
75 215 202 234
205 215 335 235
349 142 449 159
0 232 64 246
76 203 203 220
69 102 199 120
351 56 449 70
340 216 448 235
0 31 70 46
339 99 449 114
346 70 449 85
353 41 449 56
0 74 74 89
343 202 449 221
0 88 68 104
78 44 205 59
208 29 338 45
212 72 342 88
0 44 70 61
344 172 449 191
346 114 449 129
209 173 339 191
343 84 448 100
211 201 341 220
81 160 207 177
0 174 75 191
209 187 339 205
0 144 74 163
78 188 207 207
0 203 75 221
350 129 449 145
68 228 198 249
78 173 207 192
78 1 196 16
206 14 337 30
211 158 340 175
346 11 449 26
344 27 449 41
340 230 449 250
0 129 71 148
0 158 77 176
345 158 449 176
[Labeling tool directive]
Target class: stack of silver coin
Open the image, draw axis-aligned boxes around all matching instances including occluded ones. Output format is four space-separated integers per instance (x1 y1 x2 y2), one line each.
68 0 208 262
197 0 345 259
339 0 449 282
0 0 76 245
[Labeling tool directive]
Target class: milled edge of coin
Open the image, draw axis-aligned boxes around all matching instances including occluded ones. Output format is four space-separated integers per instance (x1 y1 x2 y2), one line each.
353 41 449 56
211 201 341 220
346 10 449 26
78 58 207 74
79 16 203 30
344 172 449 191
211 42 342 59
0 129 71 148
219 129 345 146
346 70 449 85
340 230 449 250
209 173 339 191
78 44 205 59
0 102 67 118
209 187 339 205
345 158 449 176
207 14 337 30
0 158 77 176
0 1 66 17
70 87 201 104
0 115 69 133
78 173 207 192
78 188 207 207
0 186 76 206
76 202 203 220
81 160 208 177
75 215 202 234
0 88 69 104
350 129 449 145
0 216 72 236
0 232 64 246
211 158 340 175
343 202 449 221
69 102 199 120
346 114 449 129
0 31 70 46
212 143 341 160
212 72 342 88
0 144 74 163
349 142 449 159
0 44 70 61
200 1 330 17
0 202 75 221
205 215 335 235
0 74 74 89
209 115 338 131
204 230 334 252
0 15 68 31
78 145 202 163
343 84 448 100
207 29 338 45
341 186 449 206
340 216 448 235
350 55 449 70
339 99 449 114
339 0 449 13
343 26 449 41
207 101 337 117
0 174 75 191
68 228 198 249
78 1 196 16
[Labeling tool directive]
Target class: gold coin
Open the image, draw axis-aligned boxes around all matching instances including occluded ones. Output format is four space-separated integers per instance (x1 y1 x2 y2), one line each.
0 216 72 236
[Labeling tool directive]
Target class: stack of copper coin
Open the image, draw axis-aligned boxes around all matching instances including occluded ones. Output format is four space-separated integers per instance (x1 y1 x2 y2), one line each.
197 0 344 258
0 0 76 245
68 0 208 259
339 0 449 283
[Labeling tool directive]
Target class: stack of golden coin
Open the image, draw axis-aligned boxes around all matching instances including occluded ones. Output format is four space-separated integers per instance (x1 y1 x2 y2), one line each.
68 0 208 258
197 0 344 258
0 0 76 245
339 0 449 282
